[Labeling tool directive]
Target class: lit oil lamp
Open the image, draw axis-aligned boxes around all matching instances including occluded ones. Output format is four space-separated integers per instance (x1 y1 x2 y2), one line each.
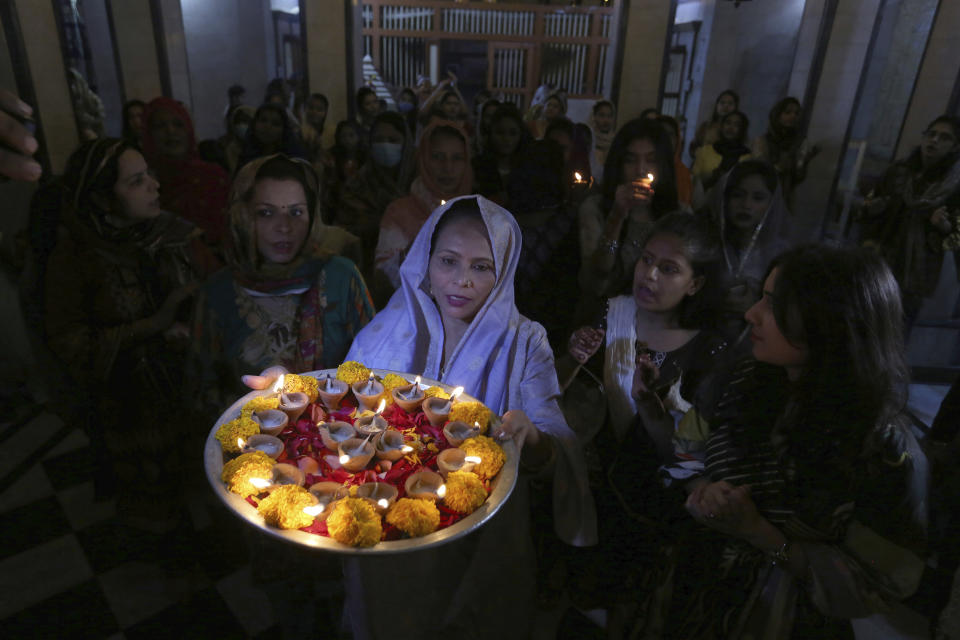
355 398 388 436
392 375 424 413
352 372 385 411
436 448 481 478
318 421 357 451
239 434 284 459
356 482 398 515
422 385 463 427
317 374 349 410
442 420 480 447
337 435 376 472
404 470 446 502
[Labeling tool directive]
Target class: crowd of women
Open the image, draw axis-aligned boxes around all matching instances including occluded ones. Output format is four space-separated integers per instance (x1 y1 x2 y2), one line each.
4 75 960 638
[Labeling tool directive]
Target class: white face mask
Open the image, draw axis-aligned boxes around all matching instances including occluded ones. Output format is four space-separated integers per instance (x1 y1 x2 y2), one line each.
234 123 249 139
371 141 403 168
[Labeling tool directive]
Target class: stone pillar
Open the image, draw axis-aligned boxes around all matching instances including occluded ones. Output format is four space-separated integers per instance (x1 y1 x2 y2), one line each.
9 0 78 173
615 0 674 121
302 0 351 147
109 0 164 102
896 0 960 159
791 0 883 240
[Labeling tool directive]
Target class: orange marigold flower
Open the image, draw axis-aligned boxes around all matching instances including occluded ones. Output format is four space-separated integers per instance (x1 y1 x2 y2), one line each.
449 401 492 434
386 497 441 537
460 435 506 479
221 451 274 497
423 386 450 400
257 485 317 529
336 361 372 385
327 497 383 547
283 374 319 403
216 415 260 454
443 471 487 514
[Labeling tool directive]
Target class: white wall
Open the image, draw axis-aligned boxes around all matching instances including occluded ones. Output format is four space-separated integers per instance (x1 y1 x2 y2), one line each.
180 0 276 140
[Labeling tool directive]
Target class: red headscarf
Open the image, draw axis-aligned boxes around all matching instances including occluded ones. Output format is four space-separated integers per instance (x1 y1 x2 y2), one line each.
142 97 230 245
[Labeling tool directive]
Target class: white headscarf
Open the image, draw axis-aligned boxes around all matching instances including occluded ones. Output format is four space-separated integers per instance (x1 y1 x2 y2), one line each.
347 195 596 546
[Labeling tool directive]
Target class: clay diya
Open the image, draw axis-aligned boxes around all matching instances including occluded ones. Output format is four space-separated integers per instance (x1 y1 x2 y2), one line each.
241 434 284 459
352 373 384 411
269 462 305 488
337 437 375 473
307 481 349 520
319 421 356 451
317 375 349 410
279 392 309 422
391 376 424 413
404 470 446 502
443 420 480 447
374 430 411 461
436 447 481 478
356 482 398 515
251 409 288 436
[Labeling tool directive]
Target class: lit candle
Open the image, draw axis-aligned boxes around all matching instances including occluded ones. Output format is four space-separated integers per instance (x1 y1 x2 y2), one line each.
405 470 446 501
308 481 348 518
249 477 272 490
406 376 422 399
392 376 425 413
641 172 655 187
374 430 407 461
357 482 398 514
352 374 385 411
437 447 479 477
574 171 586 185
442 420 477 447
337 436 375 472
273 374 286 396
303 503 325 517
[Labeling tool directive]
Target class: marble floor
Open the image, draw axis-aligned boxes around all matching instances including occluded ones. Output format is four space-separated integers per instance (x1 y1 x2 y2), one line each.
0 382 953 639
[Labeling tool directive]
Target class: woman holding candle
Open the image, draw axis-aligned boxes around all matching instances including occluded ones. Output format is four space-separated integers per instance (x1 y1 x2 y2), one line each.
249 196 596 637
190 154 374 411
657 245 927 638
45 138 214 525
578 117 681 319
556 213 728 619
373 120 473 298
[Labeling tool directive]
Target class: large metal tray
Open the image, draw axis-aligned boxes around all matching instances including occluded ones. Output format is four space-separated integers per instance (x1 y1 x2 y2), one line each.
204 368 518 555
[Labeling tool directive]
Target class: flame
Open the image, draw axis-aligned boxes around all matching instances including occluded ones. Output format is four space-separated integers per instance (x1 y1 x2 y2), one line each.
474 421 481 430
339 454 351 465
465 456 482 464
450 386 464 401
377 498 389 509
646 172 655 183
574 171 582 181
375 398 386 414
441 199 446 205
272 374 285 394
303 504 325 517
437 484 447 498
401 445 414 454
237 437 246 450
414 375 421 386
249 477 272 489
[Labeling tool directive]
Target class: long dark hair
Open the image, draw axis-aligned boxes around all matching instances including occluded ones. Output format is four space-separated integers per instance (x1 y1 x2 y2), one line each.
766 97 802 145
602 117 678 215
711 90 739 122
645 212 723 330
739 245 909 488
121 100 145 145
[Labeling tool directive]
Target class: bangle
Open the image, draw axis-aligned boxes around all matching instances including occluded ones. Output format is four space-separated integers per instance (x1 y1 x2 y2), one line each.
768 540 791 565
602 238 619 253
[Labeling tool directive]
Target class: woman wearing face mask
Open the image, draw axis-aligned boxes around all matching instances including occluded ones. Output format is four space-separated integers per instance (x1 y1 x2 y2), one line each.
858 115 960 329
337 111 416 277
45 138 213 526
578 118 680 318
191 155 373 410
661 245 926 639
558 213 727 622
708 160 791 336
142 97 230 246
752 97 819 206
472 104 530 204
689 89 739 159
692 110 751 195
374 121 473 298
237 103 308 171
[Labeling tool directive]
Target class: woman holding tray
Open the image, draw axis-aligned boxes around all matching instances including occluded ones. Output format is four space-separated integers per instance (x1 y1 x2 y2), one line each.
245 195 597 638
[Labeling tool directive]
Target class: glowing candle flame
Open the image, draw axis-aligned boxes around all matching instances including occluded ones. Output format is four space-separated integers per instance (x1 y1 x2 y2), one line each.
465 456 482 464
237 437 246 450
339 454 351 465
646 172 655 183
273 374 285 394
377 498 389 509
474 421 481 431
441 199 446 205
574 171 582 181
249 477 271 489
450 386 464 402
401 445 413 454
437 484 447 498
375 398 386 415
414 375 421 386
303 504 325 516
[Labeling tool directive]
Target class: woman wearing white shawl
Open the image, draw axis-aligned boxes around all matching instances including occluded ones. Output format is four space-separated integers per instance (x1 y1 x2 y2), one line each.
342 195 597 638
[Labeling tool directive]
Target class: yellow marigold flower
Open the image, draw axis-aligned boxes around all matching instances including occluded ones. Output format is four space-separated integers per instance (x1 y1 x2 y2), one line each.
461 435 506 479
257 485 316 529
283 374 319 403
327 497 383 547
336 361 371 385
241 395 280 418
386 498 440 537
216 415 260 454
443 471 487 514
221 451 274 497
449 401 492 434
381 373 410 392
423 386 450 400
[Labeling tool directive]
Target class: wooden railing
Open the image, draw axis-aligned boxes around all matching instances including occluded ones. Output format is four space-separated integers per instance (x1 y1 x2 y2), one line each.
360 0 617 108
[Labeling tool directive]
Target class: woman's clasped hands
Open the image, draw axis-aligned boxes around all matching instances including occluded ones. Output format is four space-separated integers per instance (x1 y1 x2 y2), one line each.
685 480 766 540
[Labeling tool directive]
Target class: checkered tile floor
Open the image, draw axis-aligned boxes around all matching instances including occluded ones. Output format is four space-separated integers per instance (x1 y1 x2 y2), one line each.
0 398 342 639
